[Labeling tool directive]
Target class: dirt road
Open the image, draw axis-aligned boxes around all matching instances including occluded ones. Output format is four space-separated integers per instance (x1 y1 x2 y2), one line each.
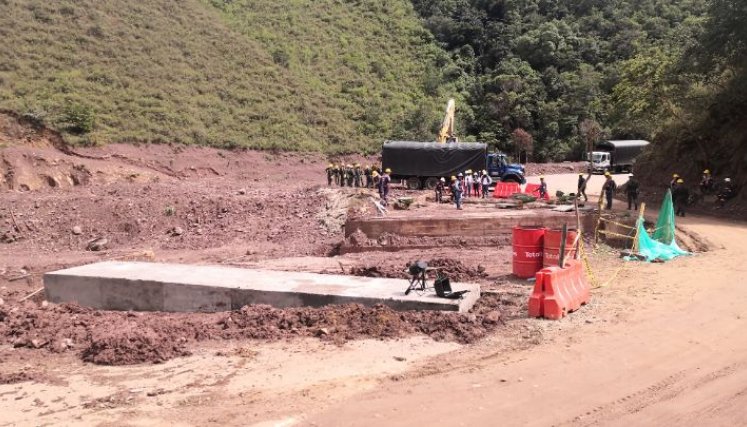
309 216 747 426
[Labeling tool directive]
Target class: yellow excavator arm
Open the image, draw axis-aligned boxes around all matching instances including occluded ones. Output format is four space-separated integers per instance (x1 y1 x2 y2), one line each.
437 98 457 143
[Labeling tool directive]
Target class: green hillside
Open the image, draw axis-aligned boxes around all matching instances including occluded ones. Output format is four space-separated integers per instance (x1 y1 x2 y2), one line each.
0 0 454 152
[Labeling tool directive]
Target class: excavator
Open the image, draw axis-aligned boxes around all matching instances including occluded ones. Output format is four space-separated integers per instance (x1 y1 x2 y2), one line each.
437 98 457 143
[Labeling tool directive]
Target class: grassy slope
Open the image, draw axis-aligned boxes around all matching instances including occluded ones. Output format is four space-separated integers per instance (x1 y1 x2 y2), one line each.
0 0 449 152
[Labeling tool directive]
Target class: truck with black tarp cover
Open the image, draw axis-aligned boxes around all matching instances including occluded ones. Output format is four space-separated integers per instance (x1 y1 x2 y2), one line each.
591 140 650 173
382 141 525 190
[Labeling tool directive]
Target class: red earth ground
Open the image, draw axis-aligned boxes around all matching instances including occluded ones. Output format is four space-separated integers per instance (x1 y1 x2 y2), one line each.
0 113 734 426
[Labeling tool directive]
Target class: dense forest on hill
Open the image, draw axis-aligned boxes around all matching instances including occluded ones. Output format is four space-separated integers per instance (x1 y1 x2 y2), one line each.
411 0 709 160
618 0 747 187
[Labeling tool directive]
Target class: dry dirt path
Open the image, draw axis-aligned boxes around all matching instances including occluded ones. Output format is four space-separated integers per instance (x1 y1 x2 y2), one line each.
308 215 747 426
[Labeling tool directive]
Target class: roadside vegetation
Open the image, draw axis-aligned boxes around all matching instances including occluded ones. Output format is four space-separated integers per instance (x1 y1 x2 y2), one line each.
0 0 455 152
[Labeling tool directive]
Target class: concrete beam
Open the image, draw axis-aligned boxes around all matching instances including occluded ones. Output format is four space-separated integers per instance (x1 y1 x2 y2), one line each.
43 262 480 313
345 210 595 239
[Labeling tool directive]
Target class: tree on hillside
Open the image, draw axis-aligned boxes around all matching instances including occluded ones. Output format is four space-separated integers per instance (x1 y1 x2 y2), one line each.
579 118 604 162
511 128 533 163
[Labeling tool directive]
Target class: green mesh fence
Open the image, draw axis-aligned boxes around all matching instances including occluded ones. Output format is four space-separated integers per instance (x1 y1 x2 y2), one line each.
631 189 689 262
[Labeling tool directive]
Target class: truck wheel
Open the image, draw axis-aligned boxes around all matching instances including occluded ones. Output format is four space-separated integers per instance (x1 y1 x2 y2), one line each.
424 177 439 190
405 177 422 190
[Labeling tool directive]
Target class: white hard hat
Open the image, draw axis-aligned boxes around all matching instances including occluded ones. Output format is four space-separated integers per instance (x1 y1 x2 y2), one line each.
457 173 463 177
440 177 445 182
628 173 634 177
725 178 731 182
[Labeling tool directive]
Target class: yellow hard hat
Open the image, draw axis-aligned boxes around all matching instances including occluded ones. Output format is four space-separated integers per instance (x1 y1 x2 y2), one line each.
677 178 684 183
328 163 333 167
703 169 710 174
372 171 379 177
355 163 360 167
539 175 545 179
673 173 679 178
579 173 584 176
451 176 456 181
385 168 391 174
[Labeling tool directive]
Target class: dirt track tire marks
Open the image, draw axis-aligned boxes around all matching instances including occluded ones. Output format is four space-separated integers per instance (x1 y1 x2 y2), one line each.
563 362 747 426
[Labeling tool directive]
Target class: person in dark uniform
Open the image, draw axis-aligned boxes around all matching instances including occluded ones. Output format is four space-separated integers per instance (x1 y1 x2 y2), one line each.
338 164 346 187
450 176 463 210
672 178 689 217
602 172 617 210
326 163 334 186
716 178 736 209
346 164 354 187
435 177 445 203
625 173 640 210
379 168 392 206
364 165 372 188
538 176 548 199
670 173 680 190
577 173 588 202
353 164 362 188
700 169 714 194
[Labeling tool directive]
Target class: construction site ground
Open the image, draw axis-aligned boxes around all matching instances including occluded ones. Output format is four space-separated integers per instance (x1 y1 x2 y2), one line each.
1 116 743 426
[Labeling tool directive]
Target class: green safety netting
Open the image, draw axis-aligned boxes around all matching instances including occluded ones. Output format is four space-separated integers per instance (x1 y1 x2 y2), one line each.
630 189 689 262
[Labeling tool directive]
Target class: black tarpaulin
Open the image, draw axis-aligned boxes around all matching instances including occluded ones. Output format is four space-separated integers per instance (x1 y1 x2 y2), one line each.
382 141 487 177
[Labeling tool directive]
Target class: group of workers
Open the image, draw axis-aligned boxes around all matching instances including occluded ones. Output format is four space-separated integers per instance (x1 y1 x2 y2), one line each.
325 164 381 189
436 170 494 210
325 164 738 214
594 168 739 216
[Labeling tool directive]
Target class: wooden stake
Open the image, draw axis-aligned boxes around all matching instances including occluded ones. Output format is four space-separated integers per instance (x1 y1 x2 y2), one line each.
559 223 568 268
20 287 44 302
9 209 21 234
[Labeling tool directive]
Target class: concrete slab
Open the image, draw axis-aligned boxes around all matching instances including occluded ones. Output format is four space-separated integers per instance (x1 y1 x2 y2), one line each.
43 262 480 313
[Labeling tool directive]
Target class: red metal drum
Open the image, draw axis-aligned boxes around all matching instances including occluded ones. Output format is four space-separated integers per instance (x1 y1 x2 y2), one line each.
512 226 546 278
543 228 578 267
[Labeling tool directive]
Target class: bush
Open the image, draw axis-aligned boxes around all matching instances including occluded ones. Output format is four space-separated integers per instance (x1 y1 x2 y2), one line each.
61 103 95 134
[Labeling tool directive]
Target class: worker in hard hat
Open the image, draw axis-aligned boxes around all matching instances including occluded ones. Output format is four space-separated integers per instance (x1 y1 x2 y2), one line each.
450 176 463 210
339 164 346 187
672 178 689 217
716 177 736 209
602 171 617 210
435 177 445 203
353 163 362 188
371 169 380 190
577 173 588 202
473 171 480 197
670 173 680 190
700 169 714 194
480 169 492 198
379 168 392 206
364 165 372 188
325 163 334 186
345 164 354 187
464 170 473 197
538 176 548 200
625 173 640 211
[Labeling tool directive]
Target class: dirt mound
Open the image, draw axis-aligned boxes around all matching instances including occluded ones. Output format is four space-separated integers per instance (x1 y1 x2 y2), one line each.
83 325 192 365
349 258 487 282
525 162 585 176
0 371 40 385
0 294 510 365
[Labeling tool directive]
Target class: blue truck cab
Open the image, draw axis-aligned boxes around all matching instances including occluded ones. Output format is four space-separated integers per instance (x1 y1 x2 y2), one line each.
487 153 526 184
